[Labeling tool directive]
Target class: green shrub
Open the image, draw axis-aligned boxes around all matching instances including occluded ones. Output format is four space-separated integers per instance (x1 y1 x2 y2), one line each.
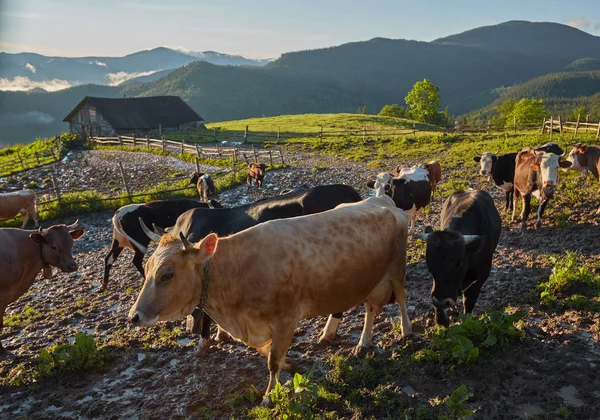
444 384 474 419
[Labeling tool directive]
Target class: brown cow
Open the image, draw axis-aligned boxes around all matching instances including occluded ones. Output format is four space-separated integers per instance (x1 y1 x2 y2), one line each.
0 221 84 352
512 147 571 230
0 190 39 228
247 163 267 188
129 196 412 402
189 172 215 202
567 143 600 213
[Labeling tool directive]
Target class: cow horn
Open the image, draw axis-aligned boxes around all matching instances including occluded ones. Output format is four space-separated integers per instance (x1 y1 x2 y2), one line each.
179 232 194 251
152 224 165 235
559 150 567 157
139 218 161 243
66 220 79 230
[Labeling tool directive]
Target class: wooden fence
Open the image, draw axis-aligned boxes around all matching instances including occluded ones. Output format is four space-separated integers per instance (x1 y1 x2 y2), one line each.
542 114 600 140
89 135 285 166
0 137 63 177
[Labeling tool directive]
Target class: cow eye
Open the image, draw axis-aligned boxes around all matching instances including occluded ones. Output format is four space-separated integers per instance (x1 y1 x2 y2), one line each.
160 273 173 283
51 245 58 251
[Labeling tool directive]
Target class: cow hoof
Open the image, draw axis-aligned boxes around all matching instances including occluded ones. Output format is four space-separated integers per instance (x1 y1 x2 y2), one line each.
535 221 542 230
353 345 372 356
261 396 273 407
214 330 232 343
195 338 210 357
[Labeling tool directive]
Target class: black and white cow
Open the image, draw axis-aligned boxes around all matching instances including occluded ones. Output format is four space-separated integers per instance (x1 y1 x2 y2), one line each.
473 152 517 210
535 142 564 156
367 167 431 233
417 190 502 327
102 198 222 291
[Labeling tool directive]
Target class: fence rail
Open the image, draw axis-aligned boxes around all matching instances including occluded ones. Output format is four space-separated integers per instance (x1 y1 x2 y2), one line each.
0 137 63 176
542 114 600 140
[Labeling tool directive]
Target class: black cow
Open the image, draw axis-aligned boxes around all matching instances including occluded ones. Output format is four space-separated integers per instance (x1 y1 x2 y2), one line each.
368 167 431 234
417 190 502 327
473 152 517 211
102 198 222 291
156 184 363 352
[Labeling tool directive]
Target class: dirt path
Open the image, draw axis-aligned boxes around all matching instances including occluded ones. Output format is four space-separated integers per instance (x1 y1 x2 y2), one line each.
1 148 599 419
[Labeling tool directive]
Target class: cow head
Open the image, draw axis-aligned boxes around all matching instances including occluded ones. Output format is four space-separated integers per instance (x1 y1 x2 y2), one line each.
530 152 571 195
366 172 392 196
416 230 482 327
566 144 587 171
129 219 218 326
535 142 564 156
473 152 496 176
189 172 203 185
29 220 84 273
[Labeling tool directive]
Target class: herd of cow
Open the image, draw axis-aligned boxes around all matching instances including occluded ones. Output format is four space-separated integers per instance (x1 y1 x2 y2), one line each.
0 141 598 402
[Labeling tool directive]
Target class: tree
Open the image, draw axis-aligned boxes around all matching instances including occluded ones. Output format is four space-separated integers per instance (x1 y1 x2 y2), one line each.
356 105 368 115
506 98 549 125
378 104 406 118
404 78 442 124
568 106 586 121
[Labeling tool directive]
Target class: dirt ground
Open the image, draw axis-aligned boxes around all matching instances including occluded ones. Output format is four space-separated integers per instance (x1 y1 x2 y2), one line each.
1 148 599 419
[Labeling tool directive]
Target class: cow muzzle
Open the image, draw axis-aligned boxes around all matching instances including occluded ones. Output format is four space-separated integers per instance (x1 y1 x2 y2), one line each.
128 310 159 326
480 170 488 176
61 262 78 273
432 295 456 309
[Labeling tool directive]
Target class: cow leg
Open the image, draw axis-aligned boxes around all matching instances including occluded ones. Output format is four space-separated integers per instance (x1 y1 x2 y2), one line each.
462 271 485 314
535 198 550 230
102 240 124 291
434 307 450 328
0 304 6 354
511 189 520 223
520 195 531 231
132 249 145 279
318 312 343 344
504 191 510 211
356 304 376 350
215 326 232 342
260 324 296 404
509 188 514 212
32 208 39 227
20 211 29 229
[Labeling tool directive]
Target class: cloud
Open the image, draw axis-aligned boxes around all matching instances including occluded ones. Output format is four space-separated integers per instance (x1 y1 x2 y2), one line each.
105 70 158 86
0 76 72 92
25 63 36 73
0 111 56 126
90 61 107 67
566 17 600 33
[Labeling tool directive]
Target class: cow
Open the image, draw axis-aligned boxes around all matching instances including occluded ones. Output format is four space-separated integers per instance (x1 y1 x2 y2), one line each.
0 190 39 228
369 167 431 234
102 198 222 291
416 190 501 327
129 195 412 403
474 152 517 211
165 184 363 348
247 163 267 188
0 221 84 352
421 161 442 199
512 147 571 231
189 172 215 202
367 172 393 196
567 143 600 212
535 142 564 156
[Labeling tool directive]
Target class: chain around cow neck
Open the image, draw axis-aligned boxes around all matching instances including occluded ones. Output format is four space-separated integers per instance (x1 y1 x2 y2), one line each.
197 262 211 313
38 242 52 279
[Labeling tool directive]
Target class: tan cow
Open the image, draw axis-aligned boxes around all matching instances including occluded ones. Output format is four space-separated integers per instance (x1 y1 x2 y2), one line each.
421 161 442 199
129 196 412 402
0 190 39 228
0 221 84 352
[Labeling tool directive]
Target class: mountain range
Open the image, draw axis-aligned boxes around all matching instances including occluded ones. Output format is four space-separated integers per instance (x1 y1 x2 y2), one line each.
1 20 600 145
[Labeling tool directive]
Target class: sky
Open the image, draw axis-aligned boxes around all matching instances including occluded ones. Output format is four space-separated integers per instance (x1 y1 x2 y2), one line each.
1 0 599 58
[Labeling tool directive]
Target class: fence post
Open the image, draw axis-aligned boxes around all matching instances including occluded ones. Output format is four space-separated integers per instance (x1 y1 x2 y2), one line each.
232 149 238 179
586 115 590 132
550 116 553 138
118 162 132 200
195 143 200 158
277 126 280 141
195 156 200 173
573 114 580 139
146 135 150 149
269 150 274 166
412 122 416 139
558 115 563 134
363 125 367 141
541 118 546 134
596 120 600 141
486 120 490 135
16 151 25 170
162 135 166 152
244 125 248 143
252 144 258 163
35 152 40 165
51 173 62 207
216 143 222 158
132 133 136 147
181 138 185 155
279 149 285 165
51 147 58 161
513 116 517 135
319 126 323 142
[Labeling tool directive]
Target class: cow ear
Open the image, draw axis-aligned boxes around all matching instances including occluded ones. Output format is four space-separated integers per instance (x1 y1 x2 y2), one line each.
393 178 407 185
530 163 540 171
463 235 482 252
195 233 218 257
30 233 46 245
473 157 481 162
424 226 433 234
69 229 85 240
580 145 587 153
559 160 572 169
366 179 375 189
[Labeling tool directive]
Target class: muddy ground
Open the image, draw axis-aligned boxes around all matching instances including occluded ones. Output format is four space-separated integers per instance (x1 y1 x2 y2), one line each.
1 147 599 419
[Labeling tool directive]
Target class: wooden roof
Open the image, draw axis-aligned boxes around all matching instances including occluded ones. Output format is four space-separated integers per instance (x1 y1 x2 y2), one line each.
63 96 203 129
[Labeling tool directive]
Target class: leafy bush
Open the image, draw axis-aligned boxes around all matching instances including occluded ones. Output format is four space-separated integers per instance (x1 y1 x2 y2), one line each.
443 385 474 419
379 104 407 118
415 311 524 364
538 251 600 311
